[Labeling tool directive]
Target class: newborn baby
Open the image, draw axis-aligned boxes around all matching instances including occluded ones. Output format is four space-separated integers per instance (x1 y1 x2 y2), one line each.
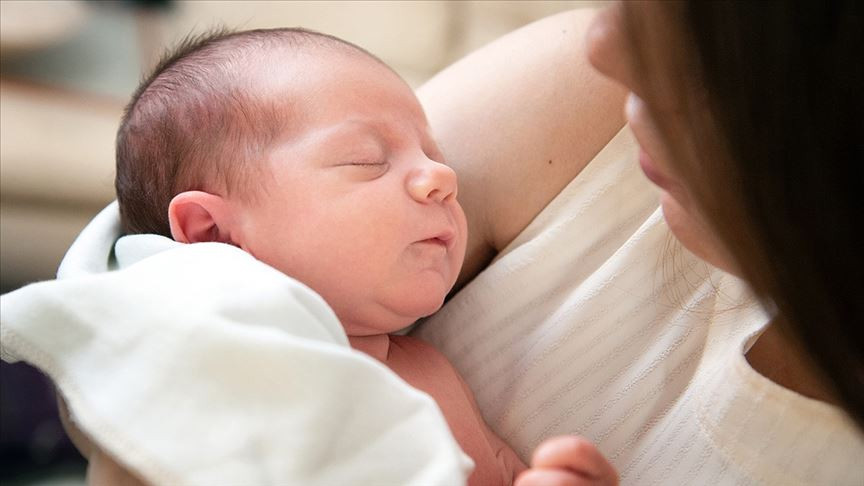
115 27 524 485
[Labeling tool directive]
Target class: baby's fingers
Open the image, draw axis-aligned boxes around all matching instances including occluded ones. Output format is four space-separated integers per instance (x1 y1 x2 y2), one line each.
531 436 618 485
514 468 595 486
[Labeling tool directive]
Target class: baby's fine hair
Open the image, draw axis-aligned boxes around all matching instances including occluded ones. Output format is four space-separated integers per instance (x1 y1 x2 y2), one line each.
116 27 384 237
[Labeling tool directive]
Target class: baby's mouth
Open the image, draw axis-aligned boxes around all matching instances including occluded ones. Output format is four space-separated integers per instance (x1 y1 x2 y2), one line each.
417 231 455 250
417 237 447 249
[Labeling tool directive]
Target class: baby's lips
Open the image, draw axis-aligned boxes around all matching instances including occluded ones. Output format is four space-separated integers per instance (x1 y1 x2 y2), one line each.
417 229 456 250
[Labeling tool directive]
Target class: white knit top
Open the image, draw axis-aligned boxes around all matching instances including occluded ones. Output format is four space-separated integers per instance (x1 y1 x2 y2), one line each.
414 128 864 485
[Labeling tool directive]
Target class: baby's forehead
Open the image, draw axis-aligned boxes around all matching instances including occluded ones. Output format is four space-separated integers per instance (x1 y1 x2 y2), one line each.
246 52 425 133
246 42 391 88
244 47 394 101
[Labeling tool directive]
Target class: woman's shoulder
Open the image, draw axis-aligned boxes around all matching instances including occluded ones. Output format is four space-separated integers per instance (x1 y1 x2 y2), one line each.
417 8 627 289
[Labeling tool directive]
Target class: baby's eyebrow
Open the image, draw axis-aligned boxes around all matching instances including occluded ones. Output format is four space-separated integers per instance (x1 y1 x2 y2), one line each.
317 117 427 154
319 119 382 144
309 122 389 163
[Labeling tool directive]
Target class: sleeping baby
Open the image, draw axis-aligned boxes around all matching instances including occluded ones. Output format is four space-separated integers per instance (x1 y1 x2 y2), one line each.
114 27 524 485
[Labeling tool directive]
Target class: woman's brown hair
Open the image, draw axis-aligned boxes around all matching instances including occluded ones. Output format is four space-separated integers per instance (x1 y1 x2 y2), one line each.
624 1 862 426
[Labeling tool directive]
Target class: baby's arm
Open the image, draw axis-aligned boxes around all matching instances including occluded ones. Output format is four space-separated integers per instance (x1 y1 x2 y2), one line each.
455 372 617 486
453 372 527 483
482 418 528 484
516 436 618 486
417 8 627 290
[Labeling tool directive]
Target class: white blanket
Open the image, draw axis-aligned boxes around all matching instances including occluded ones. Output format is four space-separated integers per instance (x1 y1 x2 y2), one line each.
1 203 472 485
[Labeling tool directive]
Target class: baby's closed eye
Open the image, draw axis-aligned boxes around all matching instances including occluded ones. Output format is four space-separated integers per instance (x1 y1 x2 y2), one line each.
332 159 390 179
342 161 388 167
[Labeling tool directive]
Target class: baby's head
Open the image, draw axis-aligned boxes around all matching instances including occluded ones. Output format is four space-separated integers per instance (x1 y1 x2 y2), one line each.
116 28 467 335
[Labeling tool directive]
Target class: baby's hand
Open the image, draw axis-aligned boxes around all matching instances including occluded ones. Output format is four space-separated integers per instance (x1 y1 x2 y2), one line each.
514 436 618 486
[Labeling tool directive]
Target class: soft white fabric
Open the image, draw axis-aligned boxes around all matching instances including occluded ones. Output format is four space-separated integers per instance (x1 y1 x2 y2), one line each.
415 128 864 485
1 203 472 486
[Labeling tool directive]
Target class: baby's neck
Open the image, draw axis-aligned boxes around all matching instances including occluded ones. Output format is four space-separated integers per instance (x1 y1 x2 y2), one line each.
348 334 391 361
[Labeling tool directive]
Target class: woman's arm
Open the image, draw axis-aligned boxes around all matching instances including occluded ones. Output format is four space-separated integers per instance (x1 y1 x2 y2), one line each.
417 8 627 289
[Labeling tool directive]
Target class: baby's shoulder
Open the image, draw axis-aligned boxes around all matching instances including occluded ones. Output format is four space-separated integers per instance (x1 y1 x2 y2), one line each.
389 334 449 360
386 335 464 383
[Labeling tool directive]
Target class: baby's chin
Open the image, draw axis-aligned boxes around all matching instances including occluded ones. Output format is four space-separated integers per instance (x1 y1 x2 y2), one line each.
342 290 449 336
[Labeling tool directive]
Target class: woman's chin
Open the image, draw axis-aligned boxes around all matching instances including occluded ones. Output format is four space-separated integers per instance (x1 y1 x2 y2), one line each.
660 192 740 275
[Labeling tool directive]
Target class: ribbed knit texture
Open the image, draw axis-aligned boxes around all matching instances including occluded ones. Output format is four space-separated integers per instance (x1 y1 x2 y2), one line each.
414 128 864 485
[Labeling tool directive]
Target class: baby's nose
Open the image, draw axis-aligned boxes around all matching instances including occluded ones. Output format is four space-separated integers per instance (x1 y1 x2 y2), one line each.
407 160 458 204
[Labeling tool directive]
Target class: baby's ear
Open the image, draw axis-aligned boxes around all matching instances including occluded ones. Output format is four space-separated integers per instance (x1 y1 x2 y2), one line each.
168 191 236 244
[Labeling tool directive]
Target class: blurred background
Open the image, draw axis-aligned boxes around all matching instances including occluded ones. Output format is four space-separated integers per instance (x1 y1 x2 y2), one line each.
0 1 597 483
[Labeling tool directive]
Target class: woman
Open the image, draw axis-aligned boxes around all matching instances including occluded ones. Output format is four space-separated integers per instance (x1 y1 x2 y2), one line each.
15 3 862 485
416 1 862 484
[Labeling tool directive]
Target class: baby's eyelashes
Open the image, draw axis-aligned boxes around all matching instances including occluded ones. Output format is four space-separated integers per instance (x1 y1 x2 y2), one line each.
344 161 388 167
332 160 391 179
